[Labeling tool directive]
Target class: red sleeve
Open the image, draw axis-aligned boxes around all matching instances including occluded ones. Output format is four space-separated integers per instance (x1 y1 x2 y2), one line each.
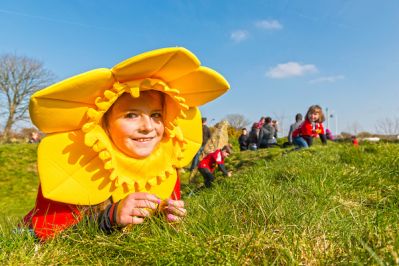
170 172 181 200
22 185 82 241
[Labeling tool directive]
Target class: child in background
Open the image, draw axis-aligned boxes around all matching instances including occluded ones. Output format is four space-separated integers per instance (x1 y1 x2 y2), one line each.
238 128 249 151
292 105 327 148
22 47 229 240
352 135 359 147
198 145 232 188
325 128 334 141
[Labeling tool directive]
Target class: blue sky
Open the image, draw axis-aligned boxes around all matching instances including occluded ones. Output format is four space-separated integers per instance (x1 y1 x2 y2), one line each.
1 0 398 135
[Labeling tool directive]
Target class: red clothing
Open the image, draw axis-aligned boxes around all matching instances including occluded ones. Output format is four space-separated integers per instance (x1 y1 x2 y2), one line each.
23 176 181 241
352 138 359 147
292 119 324 138
198 149 224 173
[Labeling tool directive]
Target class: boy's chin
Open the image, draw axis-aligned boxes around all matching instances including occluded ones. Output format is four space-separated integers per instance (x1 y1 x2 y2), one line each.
125 147 155 159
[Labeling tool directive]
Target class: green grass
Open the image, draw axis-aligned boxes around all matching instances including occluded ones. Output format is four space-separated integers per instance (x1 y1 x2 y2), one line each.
1 142 398 264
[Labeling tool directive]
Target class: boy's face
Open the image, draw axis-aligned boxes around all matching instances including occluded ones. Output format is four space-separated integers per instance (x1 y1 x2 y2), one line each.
308 111 320 122
242 129 247 135
106 91 164 159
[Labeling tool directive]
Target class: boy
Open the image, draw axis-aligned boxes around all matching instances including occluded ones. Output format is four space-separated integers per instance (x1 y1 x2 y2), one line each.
198 145 232 188
22 47 230 240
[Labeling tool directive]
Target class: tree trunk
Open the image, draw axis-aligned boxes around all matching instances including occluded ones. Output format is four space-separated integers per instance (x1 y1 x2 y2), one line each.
2 112 15 142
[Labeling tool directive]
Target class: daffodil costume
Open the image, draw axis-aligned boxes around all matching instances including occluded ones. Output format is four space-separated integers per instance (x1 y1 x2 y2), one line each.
23 47 229 239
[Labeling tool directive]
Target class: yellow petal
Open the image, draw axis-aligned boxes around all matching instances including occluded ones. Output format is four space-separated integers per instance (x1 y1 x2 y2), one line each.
129 87 140 98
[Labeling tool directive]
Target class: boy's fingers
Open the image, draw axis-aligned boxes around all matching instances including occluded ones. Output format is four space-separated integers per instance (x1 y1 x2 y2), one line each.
167 200 185 208
134 200 158 210
166 206 187 217
130 208 151 217
130 192 161 203
167 214 182 223
131 216 145 225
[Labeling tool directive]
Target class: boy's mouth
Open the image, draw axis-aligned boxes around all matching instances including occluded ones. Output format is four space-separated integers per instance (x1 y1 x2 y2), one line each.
132 137 154 142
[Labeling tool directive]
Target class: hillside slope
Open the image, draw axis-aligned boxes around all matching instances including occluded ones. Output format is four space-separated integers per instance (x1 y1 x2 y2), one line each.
0 143 398 264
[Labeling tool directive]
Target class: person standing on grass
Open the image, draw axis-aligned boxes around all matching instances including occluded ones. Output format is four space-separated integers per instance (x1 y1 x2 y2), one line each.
189 117 211 172
21 47 230 240
198 145 232 188
292 105 327 148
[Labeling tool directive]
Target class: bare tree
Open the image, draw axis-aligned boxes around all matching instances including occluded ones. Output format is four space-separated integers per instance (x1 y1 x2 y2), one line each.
375 117 399 135
224 113 251 130
0 54 54 141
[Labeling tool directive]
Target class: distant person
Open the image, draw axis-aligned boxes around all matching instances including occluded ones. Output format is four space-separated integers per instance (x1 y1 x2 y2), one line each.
272 120 279 140
287 113 303 145
282 113 302 148
190 117 212 172
28 132 41 143
247 123 258 150
325 128 334 141
258 117 277 148
352 135 359 147
292 105 327 148
238 128 249 151
256 117 266 130
198 145 232 188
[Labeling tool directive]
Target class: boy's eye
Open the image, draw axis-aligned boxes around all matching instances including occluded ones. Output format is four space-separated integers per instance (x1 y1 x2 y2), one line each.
125 113 138 119
151 112 162 119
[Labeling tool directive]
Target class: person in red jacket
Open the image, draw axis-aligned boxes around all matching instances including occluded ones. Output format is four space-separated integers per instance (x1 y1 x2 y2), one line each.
198 145 232 188
352 135 359 147
292 105 327 148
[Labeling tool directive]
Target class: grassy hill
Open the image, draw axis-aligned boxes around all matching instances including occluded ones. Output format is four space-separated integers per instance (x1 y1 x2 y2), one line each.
0 142 398 264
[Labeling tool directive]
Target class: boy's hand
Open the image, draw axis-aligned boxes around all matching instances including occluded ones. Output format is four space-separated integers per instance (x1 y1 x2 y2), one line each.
116 192 160 226
161 199 187 223
227 171 232 177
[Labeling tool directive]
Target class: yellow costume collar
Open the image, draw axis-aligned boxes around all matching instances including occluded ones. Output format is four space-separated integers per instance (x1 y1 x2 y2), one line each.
30 47 229 205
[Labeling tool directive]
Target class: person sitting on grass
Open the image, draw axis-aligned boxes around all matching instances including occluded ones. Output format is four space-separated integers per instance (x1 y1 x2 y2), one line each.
292 105 327 148
247 123 259 150
258 117 278 148
326 128 334 141
197 145 232 188
287 113 303 145
238 127 249 151
21 47 230 240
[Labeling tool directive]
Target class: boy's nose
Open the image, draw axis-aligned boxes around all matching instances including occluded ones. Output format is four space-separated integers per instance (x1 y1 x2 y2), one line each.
139 115 154 132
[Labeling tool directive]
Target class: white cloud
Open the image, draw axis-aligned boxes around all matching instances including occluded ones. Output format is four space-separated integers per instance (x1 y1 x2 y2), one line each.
255 19 283 30
309 75 345 84
266 62 318 79
230 30 249 42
